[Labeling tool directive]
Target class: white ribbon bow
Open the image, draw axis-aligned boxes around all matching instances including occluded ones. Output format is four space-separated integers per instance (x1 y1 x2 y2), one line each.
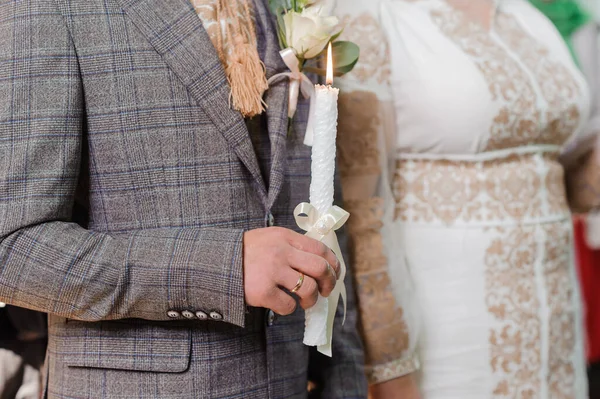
267 48 316 146
294 203 349 357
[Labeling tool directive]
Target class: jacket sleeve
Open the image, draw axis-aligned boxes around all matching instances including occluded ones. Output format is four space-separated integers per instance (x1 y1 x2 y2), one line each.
0 0 247 326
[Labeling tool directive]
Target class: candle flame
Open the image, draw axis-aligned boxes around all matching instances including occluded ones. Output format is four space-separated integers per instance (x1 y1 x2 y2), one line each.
326 42 333 85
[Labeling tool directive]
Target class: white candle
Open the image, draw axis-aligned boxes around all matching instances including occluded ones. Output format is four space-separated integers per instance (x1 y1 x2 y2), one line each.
304 43 340 347
309 84 339 214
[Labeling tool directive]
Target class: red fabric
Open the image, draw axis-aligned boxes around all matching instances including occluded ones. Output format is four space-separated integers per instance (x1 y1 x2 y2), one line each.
574 217 600 363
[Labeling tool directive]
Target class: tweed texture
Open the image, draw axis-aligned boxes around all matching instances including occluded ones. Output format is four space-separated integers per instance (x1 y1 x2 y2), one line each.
0 0 367 397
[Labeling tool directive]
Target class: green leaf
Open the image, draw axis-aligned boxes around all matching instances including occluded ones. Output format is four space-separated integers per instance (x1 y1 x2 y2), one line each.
276 12 287 49
332 41 359 68
268 0 282 15
269 0 292 16
302 41 360 77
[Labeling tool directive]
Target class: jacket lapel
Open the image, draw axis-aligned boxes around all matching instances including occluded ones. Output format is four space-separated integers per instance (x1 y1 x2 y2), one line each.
253 0 290 209
114 0 268 204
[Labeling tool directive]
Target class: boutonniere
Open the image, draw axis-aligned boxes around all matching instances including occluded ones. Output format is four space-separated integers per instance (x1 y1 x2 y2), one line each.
267 0 359 144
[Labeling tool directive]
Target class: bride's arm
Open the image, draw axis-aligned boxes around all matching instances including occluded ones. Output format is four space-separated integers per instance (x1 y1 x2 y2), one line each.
333 1 422 394
337 89 420 395
369 374 421 399
563 22 600 212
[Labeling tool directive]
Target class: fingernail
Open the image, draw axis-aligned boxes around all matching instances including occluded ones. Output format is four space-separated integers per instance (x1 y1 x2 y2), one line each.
327 262 337 281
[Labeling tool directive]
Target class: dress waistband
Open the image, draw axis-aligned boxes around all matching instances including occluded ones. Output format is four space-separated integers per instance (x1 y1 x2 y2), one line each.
393 152 570 227
396 144 563 162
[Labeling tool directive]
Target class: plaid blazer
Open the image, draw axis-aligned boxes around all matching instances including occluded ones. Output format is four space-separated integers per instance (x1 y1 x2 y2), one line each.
0 0 367 397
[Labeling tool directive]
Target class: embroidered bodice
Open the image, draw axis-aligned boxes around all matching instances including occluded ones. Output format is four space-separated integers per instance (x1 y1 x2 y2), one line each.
338 0 591 157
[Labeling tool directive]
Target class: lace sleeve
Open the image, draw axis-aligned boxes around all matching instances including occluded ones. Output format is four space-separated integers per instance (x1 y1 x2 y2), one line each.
334 0 421 384
337 89 419 384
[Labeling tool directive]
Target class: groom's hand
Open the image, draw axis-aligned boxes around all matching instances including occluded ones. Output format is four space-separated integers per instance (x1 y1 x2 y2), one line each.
243 227 341 316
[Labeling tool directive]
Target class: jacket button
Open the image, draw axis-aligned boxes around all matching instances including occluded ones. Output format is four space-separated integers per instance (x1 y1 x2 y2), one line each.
209 311 223 321
195 311 208 320
181 310 195 319
167 310 180 318
266 310 275 327
267 213 275 227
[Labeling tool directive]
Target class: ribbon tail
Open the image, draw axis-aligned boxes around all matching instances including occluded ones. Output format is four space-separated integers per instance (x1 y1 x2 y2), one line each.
315 231 347 357
341 283 347 325
303 91 316 146
268 70 299 119
269 49 316 145
288 79 300 119
294 203 350 356
301 76 316 147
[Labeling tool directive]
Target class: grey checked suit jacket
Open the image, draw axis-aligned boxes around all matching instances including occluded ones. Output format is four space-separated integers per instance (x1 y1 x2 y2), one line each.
0 0 367 397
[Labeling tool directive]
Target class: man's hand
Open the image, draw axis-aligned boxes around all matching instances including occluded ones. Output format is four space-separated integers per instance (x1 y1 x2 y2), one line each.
243 227 341 315
369 374 421 399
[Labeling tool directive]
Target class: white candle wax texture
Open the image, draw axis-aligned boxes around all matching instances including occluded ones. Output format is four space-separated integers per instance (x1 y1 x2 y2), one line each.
309 85 339 213
304 84 339 347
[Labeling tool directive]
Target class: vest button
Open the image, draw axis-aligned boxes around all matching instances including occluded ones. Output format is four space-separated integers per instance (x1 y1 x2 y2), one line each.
267 213 275 227
266 310 276 326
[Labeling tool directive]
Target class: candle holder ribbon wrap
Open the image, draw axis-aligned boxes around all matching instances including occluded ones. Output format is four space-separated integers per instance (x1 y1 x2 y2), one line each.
267 48 316 146
294 202 349 357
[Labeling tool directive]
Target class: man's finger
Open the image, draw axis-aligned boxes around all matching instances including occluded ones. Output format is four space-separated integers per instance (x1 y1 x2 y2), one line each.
269 289 298 316
287 248 336 297
279 268 318 309
288 233 341 280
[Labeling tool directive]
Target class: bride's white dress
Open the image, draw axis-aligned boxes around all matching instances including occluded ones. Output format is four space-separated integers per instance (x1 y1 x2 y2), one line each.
334 0 592 397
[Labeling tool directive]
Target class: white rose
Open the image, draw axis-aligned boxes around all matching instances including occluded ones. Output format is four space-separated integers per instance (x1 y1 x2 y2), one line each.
283 6 340 59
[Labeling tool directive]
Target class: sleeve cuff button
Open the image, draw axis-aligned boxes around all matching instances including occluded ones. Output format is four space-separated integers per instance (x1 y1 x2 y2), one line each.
182 310 195 319
209 311 223 321
167 310 180 318
196 311 208 320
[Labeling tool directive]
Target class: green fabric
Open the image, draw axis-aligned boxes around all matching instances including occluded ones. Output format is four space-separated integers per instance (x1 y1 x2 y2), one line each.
528 0 591 64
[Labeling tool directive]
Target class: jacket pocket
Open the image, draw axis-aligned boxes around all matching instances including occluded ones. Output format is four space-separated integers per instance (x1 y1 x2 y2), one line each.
48 317 191 373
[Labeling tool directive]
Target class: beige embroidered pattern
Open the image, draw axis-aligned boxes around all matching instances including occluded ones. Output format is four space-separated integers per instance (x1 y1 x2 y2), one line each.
483 222 578 398
543 223 577 398
394 158 483 224
494 14 582 147
366 357 420 386
393 154 568 225
429 6 581 152
337 91 382 179
338 13 391 85
429 7 541 151
346 198 411 373
485 226 542 398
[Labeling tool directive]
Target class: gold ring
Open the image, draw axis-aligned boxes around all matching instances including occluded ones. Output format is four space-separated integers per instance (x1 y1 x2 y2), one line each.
290 273 305 293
